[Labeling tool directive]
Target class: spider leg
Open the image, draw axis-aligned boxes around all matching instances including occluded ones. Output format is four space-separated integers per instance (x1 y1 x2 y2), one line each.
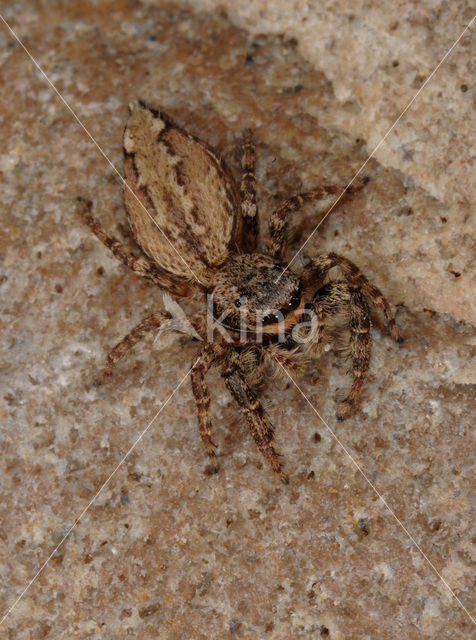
305 252 402 342
77 198 191 297
314 281 371 419
95 312 171 383
222 356 289 484
239 128 259 252
269 179 368 260
191 344 225 473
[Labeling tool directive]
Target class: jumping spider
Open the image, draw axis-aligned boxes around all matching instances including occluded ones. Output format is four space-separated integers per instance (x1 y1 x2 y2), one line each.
78 101 402 483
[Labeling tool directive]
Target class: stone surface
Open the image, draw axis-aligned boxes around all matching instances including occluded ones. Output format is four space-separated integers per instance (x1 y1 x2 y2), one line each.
0 2 474 639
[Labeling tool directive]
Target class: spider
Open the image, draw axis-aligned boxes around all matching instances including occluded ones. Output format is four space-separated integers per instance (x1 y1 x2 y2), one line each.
78 100 402 483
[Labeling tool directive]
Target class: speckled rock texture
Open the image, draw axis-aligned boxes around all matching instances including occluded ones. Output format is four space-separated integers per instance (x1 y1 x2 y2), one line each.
0 2 474 639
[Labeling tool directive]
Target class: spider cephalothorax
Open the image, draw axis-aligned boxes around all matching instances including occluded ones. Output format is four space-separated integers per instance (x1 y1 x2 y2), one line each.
79 100 402 483
211 254 304 335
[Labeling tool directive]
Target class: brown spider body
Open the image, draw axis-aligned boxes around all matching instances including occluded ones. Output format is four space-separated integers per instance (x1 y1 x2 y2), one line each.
211 253 303 333
78 100 402 483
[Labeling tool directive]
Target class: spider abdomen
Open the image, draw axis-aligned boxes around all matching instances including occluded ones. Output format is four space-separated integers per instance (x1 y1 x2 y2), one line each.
123 101 242 284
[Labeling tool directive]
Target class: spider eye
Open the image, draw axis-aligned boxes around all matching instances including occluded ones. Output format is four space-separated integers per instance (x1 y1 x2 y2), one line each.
235 295 248 308
287 294 301 311
286 287 302 312
262 311 283 325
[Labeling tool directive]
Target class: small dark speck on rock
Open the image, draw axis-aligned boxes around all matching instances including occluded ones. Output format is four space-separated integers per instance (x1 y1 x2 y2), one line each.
147 34 156 42
430 519 442 532
245 54 254 66
205 464 219 477
229 619 241 634
320 626 330 636
313 432 321 442
139 603 159 618
293 84 303 92
358 518 370 536
460 84 468 92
